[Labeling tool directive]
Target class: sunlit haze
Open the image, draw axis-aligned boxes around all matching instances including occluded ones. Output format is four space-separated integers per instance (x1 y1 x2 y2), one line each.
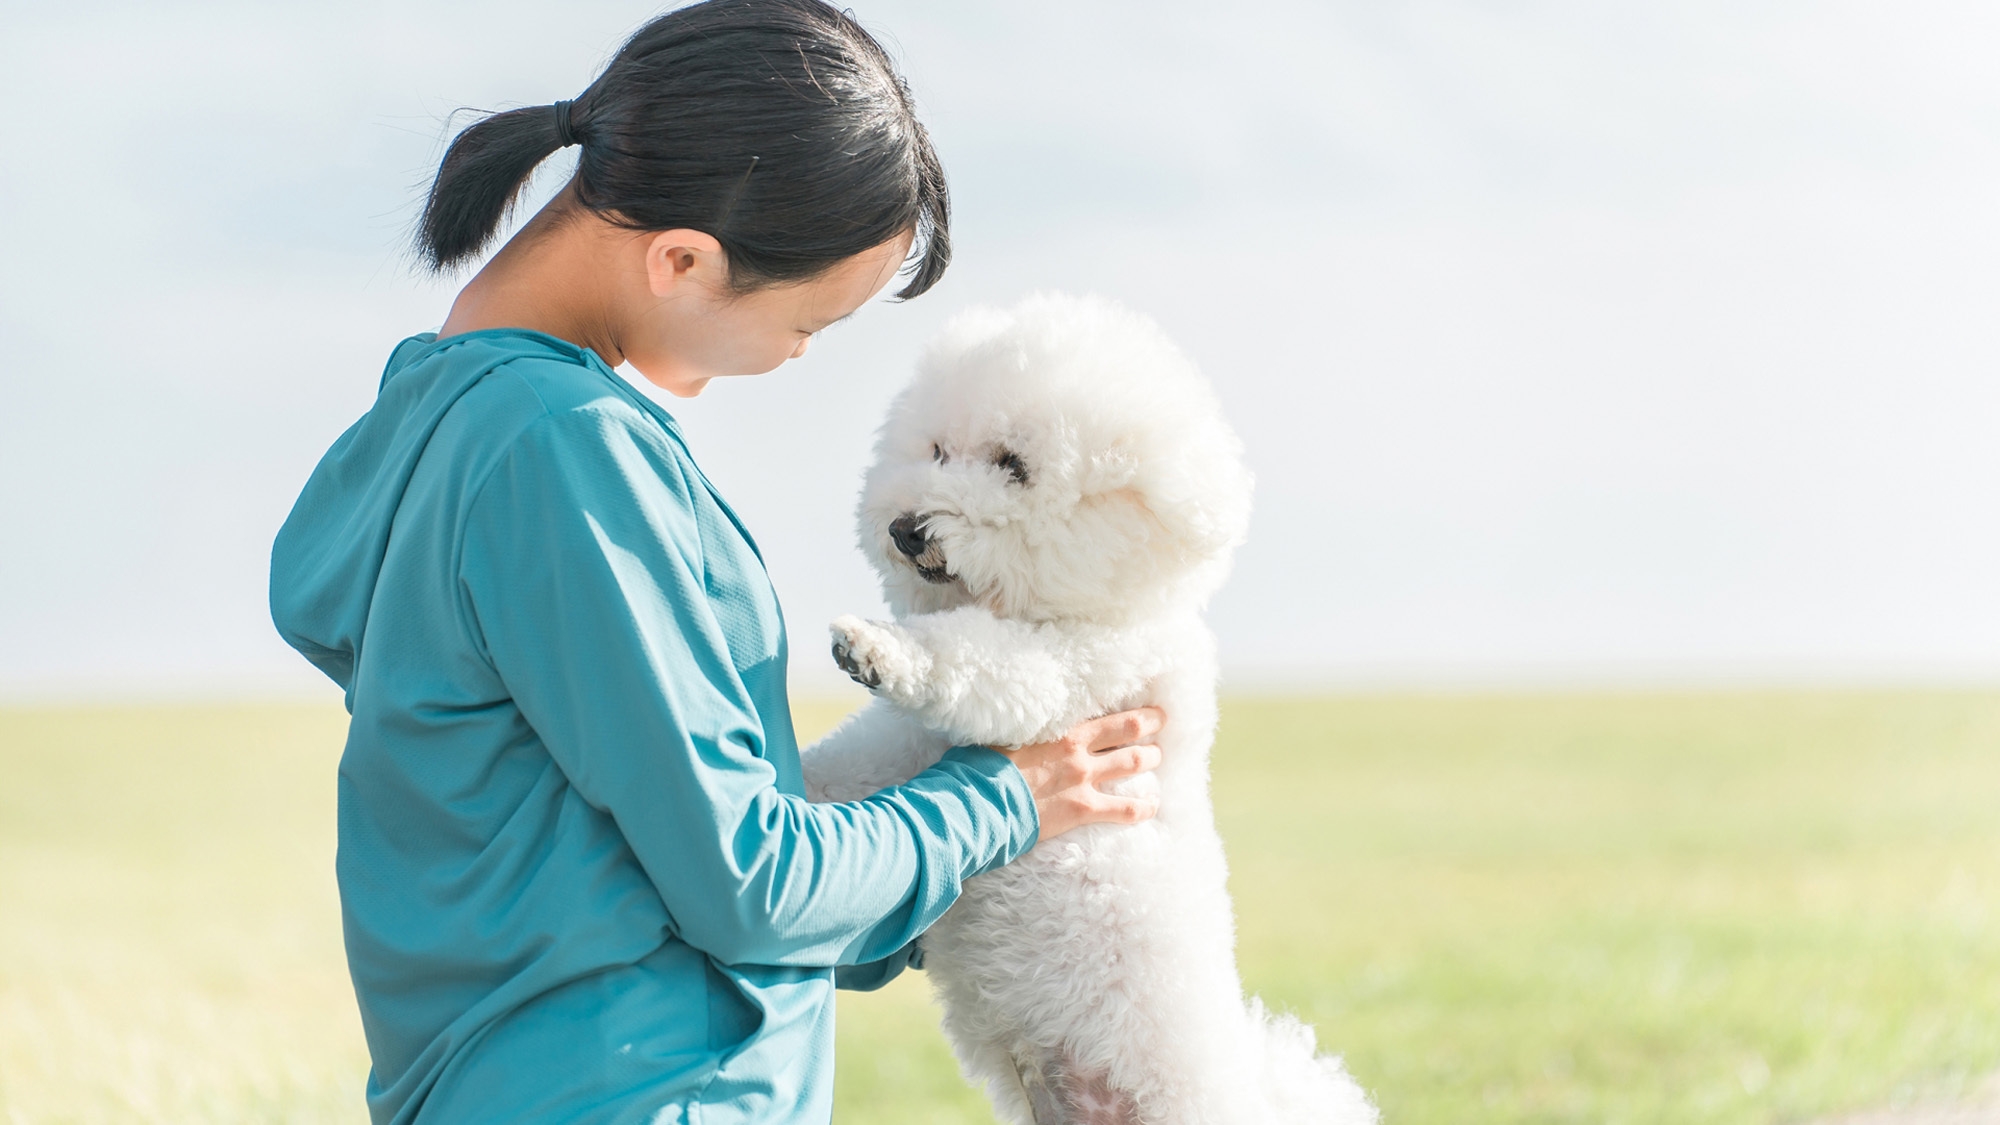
2 0 1995 698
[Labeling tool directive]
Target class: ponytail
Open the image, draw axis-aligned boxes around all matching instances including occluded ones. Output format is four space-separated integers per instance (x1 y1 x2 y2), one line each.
416 103 572 272
411 0 952 299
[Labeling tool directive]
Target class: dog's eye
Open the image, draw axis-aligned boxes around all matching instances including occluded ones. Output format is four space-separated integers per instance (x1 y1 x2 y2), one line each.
931 443 949 465
993 448 1030 486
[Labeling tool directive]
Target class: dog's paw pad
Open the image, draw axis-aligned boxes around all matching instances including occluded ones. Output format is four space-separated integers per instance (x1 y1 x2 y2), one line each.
830 637 882 688
829 615 895 690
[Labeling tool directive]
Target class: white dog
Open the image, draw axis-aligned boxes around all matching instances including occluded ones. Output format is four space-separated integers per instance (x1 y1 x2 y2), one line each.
800 294 1376 1125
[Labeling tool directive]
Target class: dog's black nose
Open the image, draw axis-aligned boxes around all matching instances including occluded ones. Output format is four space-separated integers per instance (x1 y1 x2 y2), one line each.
889 515 929 559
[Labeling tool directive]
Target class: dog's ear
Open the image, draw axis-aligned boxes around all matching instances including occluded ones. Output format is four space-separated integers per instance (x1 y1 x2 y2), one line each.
1079 444 1139 493
1086 453 1250 565
1128 430 1255 568
1149 480 1253 562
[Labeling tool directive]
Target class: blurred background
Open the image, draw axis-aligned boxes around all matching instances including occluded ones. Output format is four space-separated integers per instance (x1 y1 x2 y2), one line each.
1 2 1996 1123
4 0 1996 699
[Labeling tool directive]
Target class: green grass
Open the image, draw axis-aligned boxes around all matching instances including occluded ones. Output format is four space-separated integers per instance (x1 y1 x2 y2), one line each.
2 693 1996 1123
0 705 363 1123
1211 694 2000 1125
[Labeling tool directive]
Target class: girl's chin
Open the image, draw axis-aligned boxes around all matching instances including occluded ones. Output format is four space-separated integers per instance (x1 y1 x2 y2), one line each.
635 354 796 392
626 360 714 397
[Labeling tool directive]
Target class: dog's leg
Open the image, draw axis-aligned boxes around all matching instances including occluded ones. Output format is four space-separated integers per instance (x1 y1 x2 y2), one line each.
830 608 1163 749
1014 1056 1069 1125
830 615 932 695
1013 1051 1142 1125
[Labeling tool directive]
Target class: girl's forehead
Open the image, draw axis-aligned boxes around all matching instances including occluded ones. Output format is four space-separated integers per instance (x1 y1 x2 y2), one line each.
793 233 914 319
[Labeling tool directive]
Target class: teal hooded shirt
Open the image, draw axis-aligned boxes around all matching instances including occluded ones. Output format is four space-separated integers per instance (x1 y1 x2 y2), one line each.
270 329 1038 1125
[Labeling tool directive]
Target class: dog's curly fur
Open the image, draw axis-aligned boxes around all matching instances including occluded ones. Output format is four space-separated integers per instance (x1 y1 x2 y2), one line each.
801 293 1377 1125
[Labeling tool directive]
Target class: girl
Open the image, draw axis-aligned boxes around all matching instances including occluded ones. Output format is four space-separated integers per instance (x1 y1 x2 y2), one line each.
269 2 1163 1122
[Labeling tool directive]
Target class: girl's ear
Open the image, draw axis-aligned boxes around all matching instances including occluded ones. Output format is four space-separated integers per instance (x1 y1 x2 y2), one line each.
643 229 727 298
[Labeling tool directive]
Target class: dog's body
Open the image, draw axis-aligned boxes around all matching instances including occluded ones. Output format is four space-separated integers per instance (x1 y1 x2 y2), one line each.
801 295 1375 1125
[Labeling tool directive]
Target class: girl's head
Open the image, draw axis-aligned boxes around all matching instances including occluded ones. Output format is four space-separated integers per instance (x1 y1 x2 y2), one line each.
417 0 949 329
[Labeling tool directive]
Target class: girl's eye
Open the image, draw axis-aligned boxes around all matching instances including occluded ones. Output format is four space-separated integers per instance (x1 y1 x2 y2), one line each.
993 449 1030 486
932 443 948 464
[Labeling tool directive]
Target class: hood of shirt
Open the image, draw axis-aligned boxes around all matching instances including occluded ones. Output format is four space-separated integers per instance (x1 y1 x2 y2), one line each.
271 331 594 700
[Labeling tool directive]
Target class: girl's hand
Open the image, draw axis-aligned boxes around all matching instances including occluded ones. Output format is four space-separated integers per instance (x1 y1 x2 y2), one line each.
999 707 1165 840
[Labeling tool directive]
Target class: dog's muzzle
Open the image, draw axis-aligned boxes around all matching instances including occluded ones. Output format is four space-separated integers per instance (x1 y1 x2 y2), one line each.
889 514 955 584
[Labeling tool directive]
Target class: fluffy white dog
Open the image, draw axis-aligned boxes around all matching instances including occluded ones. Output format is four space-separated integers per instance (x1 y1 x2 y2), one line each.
800 294 1376 1125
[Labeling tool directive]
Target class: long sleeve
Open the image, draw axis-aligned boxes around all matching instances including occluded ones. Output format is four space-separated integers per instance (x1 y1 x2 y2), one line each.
456 405 1038 970
834 939 925 992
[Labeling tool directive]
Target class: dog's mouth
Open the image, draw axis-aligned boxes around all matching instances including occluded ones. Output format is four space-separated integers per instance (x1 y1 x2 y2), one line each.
887 514 963 587
899 537 957 586
908 546 956 585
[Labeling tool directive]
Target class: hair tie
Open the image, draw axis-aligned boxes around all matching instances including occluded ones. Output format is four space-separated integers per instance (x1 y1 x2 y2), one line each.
552 100 578 148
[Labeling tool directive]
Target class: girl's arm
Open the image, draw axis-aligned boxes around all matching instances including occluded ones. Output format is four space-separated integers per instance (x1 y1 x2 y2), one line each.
457 406 1039 970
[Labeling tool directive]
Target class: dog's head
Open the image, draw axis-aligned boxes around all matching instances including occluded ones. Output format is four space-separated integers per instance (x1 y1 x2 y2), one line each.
858 293 1253 625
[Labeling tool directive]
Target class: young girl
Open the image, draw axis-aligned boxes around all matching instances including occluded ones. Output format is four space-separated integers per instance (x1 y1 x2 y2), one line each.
268 2 1163 1122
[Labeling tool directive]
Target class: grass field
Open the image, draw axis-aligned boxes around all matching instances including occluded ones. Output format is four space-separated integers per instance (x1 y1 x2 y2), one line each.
1 693 1995 1123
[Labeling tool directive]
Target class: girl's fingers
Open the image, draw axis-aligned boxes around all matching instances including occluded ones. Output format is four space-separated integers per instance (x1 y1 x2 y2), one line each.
1023 708 1169 838
1081 706 1165 754
1092 743 1162 781
1084 792 1160 825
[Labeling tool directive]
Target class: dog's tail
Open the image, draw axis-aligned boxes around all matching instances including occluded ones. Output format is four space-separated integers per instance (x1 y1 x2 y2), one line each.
1247 996 1380 1125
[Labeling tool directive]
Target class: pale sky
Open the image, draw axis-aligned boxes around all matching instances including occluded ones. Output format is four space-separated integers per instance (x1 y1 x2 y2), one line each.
2 0 1996 699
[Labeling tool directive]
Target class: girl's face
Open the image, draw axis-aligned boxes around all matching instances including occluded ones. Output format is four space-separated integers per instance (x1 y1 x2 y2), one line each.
623 230 915 397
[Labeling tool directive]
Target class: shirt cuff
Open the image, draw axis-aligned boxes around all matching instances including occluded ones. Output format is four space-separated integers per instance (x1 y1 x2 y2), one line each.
935 744 1041 872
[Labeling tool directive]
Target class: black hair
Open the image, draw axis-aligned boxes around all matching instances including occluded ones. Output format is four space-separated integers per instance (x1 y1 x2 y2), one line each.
415 0 950 300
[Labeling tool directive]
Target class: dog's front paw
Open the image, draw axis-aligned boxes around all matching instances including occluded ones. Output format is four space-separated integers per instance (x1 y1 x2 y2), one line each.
829 616 883 689
829 615 923 694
